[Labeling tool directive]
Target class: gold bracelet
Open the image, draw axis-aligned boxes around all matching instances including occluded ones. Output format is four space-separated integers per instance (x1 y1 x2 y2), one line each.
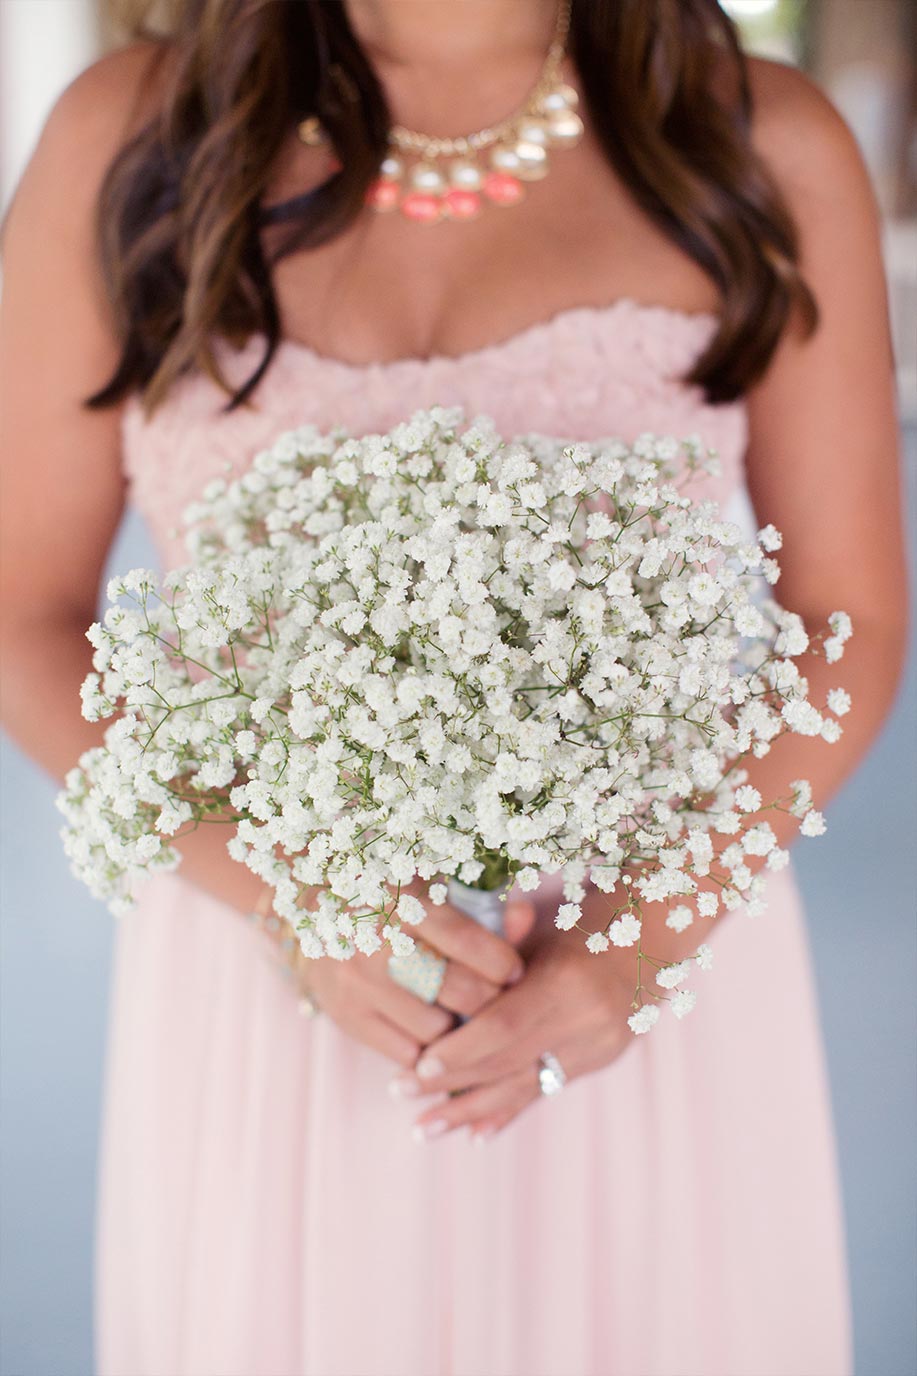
244 884 320 1019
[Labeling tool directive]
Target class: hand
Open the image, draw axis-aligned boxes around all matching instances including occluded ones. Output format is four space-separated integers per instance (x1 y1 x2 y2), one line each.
290 883 535 1071
389 893 646 1141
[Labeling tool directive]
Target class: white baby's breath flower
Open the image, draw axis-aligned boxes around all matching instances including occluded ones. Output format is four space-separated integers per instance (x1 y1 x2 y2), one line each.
742 822 777 857
781 699 823 735
354 924 383 956
669 988 697 1018
697 891 719 919
234 730 257 758
515 867 541 892
713 810 742 836
757 524 783 552
666 904 694 933
800 809 827 837
555 902 581 931
608 912 641 947
828 610 853 641
627 1004 661 1034
383 925 416 958
694 943 714 971
734 785 762 813
656 960 691 989
586 931 610 953
789 779 813 816
428 883 448 906
396 894 426 926
827 688 851 717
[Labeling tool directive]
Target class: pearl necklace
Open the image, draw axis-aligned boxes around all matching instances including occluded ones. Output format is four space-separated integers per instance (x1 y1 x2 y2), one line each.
297 0 583 224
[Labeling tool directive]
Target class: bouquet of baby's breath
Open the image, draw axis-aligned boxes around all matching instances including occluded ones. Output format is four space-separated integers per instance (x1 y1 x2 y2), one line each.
58 405 851 1032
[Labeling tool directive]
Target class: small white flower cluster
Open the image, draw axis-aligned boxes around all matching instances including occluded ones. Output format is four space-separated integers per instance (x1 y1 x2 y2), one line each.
57 406 850 1030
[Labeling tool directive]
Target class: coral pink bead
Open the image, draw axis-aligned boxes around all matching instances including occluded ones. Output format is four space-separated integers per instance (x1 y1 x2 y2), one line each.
443 188 482 220
365 178 400 211
482 172 525 205
400 192 444 223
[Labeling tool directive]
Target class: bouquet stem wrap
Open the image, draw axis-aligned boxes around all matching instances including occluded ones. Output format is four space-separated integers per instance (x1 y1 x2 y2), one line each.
446 877 512 937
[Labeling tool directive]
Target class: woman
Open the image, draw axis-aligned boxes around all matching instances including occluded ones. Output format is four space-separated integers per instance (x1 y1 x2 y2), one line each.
0 1 907 1373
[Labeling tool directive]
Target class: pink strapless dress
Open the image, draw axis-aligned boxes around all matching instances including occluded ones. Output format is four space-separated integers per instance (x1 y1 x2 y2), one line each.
95 301 853 1376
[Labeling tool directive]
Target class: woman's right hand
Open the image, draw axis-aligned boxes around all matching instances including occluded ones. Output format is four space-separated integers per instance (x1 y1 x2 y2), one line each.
285 886 534 1070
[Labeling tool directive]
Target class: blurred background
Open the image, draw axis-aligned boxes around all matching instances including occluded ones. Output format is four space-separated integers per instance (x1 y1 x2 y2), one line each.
1 2 914 1374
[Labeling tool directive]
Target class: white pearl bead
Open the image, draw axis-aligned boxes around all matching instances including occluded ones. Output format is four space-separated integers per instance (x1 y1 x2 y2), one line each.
380 155 404 180
514 140 548 180
541 83 579 112
489 145 522 173
544 110 584 147
516 118 549 147
409 162 446 193
449 159 484 190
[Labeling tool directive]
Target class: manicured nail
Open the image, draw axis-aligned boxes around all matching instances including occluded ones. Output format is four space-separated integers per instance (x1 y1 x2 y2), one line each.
471 1126 496 1146
507 963 525 986
388 1075 421 1100
415 1056 444 1080
412 1118 448 1143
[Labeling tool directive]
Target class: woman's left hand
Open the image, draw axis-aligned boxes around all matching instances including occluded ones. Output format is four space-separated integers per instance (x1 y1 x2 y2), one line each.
389 900 646 1142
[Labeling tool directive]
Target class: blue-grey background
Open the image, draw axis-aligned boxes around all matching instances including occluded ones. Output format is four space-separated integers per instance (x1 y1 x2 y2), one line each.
1 430 915 1376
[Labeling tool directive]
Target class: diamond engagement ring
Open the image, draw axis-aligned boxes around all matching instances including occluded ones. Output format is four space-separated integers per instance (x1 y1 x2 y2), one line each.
537 1051 567 1097
388 939 448 1004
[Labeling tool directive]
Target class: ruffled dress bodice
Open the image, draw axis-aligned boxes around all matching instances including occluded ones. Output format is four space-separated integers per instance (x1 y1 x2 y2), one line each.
121 299 748 567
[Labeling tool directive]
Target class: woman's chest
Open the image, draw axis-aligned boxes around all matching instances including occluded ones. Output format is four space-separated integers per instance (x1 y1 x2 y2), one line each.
261 131 720 368
121 302 748 572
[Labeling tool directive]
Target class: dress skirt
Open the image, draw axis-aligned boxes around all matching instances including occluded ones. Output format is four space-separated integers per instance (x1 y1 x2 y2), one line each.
94 862 853 1376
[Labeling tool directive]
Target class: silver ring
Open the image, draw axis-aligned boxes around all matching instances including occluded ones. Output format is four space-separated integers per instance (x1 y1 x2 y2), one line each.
537 1051 567 1098
387 939 448 1004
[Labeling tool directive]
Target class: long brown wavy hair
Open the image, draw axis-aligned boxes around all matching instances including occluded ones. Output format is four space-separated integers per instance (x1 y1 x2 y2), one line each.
86 0 818 419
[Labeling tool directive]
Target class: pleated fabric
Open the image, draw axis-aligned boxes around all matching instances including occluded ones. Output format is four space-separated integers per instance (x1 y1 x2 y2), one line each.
95 864 852 1376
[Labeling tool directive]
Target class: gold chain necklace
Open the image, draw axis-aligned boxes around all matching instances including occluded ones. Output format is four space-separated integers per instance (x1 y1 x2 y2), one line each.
297 0 583 224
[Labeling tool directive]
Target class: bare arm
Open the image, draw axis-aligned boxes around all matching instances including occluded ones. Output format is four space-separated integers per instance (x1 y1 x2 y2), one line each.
0 44 276 915
740 59 907 789
629 61 910 902
0 49 528 1071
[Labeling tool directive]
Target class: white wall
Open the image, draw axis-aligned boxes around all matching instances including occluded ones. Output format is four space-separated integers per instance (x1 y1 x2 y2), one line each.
0 0 97 209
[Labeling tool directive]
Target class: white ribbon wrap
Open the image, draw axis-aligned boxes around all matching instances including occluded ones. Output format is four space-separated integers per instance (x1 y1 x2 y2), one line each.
445 877 511 935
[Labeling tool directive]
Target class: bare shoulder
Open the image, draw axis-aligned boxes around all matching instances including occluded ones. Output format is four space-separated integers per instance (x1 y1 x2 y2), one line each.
0 40 180 629
39 37 172 149
0 37 177 388
744 55 877 215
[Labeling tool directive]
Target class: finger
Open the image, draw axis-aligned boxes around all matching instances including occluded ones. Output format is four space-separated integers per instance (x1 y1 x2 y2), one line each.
502 896 536 945
351 1012 422 1071
435 961 501 1018
392 982 550 1097
415 903 525 987
411 1066 540 1142
367 967 456 1044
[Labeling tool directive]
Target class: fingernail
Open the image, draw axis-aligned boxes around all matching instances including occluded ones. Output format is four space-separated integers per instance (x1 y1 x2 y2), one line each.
388 1075 421 1100
413 1118 448 1143
507 963 525 986
471 1126 496 1146
415 1056 444 1080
